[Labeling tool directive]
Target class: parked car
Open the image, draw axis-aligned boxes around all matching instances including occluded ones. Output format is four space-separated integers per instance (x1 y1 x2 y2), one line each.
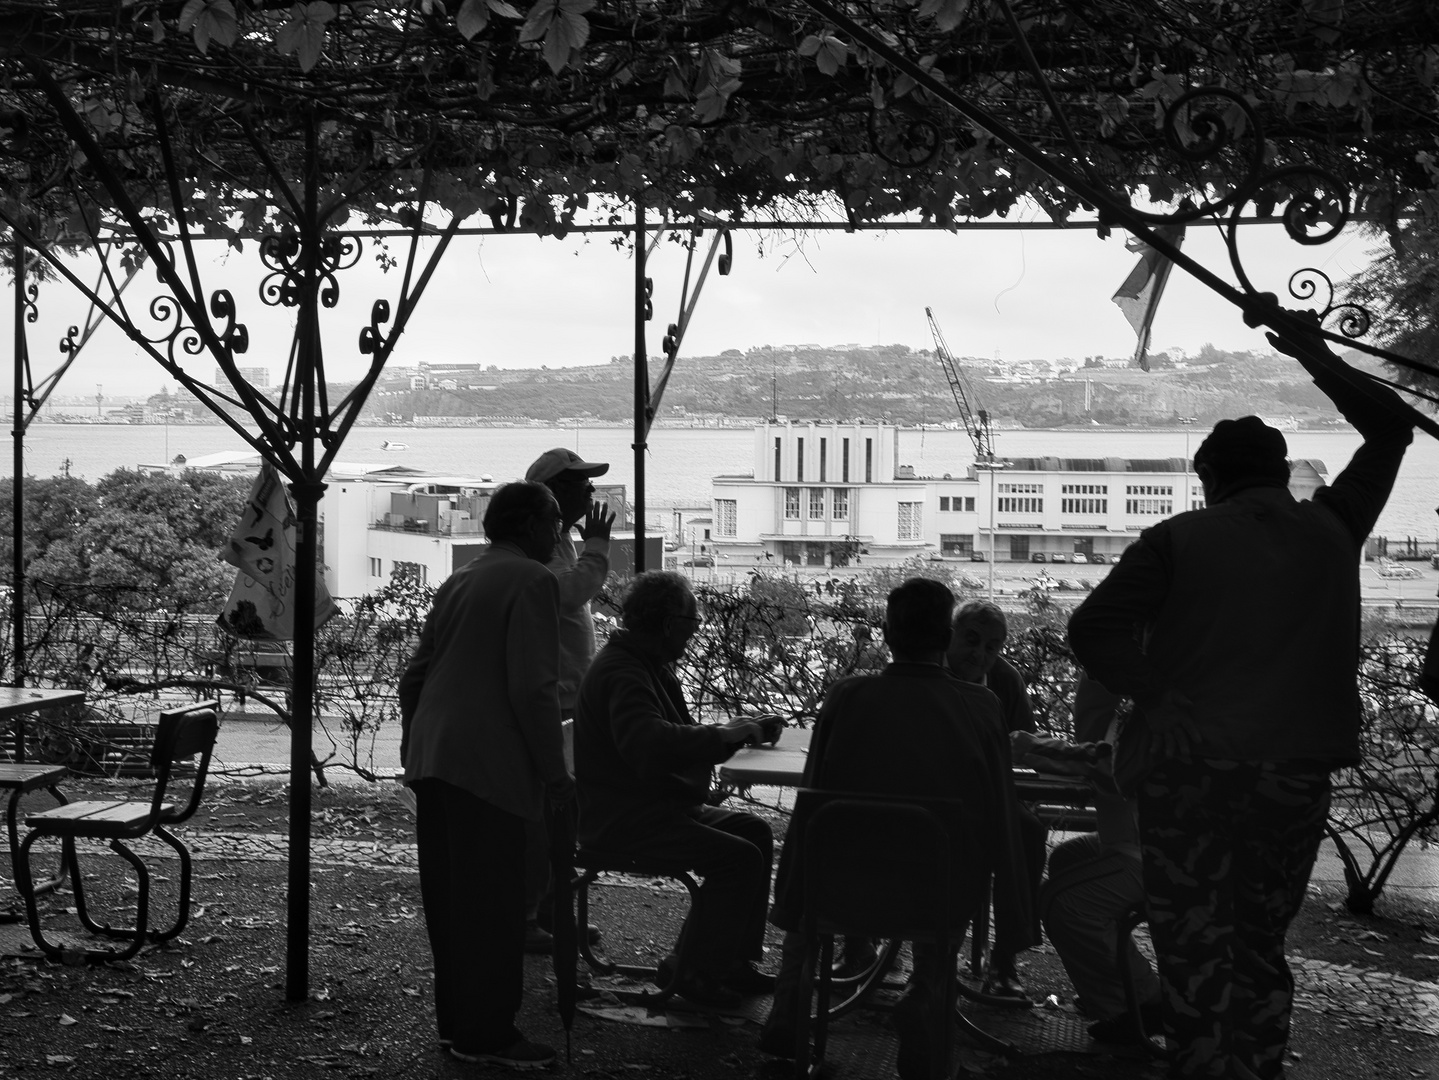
970 551 988 562
1109 553 1123 564
682 555 715 567
1050 552 1067 563
1029 552 1048 563
1069 553 1089 564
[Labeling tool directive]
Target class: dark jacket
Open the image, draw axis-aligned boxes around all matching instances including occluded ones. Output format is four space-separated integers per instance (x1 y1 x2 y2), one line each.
770 662 1035 950
1068 375 1412 766
573 631 736 848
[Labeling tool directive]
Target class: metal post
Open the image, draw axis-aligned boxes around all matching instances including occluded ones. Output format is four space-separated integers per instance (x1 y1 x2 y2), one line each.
284 115 319 1004
632 196 647 573
987 468 996 601
10 239 25 717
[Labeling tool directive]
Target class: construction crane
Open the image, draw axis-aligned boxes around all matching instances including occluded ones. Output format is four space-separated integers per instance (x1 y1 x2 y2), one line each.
925 307 995 462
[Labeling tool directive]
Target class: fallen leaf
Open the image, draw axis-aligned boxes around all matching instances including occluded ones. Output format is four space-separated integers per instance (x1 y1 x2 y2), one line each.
58 1013 77 1026
45 1055 74 1065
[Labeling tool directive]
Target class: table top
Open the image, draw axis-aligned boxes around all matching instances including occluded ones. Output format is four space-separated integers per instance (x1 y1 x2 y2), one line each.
720 726 1092 807
0 762 69 791
0 687 85 720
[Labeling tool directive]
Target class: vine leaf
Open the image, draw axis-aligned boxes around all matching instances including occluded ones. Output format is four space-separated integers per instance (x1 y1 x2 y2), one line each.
457 0 520 40
275 2 336 73
178 0 239 54
799 34 847 77
693 50 742 123
520 0 596 75
916 0 970 33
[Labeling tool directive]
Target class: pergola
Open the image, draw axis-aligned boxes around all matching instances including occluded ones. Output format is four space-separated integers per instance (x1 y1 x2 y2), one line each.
4 0 1438 1001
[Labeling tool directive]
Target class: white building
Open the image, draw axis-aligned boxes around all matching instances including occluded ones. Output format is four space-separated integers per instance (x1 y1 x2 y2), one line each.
322 465 635 597
709 423 1328 568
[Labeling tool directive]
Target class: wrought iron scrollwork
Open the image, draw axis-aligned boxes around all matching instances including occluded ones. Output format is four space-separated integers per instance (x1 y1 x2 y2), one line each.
867 106 942 168
1284 269 1372 340
358 299 392 355
258 233 363 309
22 280 38 323
134 288 250 366
59 324 80 356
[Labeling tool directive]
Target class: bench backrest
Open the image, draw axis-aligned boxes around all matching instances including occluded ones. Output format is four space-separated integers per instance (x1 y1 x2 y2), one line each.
149 701 220 826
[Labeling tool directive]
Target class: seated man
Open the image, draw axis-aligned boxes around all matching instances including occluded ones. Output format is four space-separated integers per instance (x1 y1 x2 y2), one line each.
761 578 1033 1079
946 599 1047 1003
574 571 778 1009
1024 674 1161 1044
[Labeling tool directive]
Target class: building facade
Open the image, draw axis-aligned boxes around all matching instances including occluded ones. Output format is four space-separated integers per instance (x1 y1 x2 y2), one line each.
710 423 1328 568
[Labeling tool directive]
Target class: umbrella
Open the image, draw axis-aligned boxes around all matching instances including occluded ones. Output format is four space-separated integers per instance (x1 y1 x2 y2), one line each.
546 797 579 1062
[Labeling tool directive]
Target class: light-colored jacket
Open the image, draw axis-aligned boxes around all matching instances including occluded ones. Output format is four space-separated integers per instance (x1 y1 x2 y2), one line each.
547 531 610 717
400 542 568 821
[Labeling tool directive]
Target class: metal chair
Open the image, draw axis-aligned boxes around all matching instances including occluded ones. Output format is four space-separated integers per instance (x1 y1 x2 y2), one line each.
572 846 702 1001
791 789 1012 1080
15 701 220 963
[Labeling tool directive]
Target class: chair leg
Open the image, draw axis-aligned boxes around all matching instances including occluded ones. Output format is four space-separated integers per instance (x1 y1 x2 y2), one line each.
575 872 614 975
15 830 64 962
69 837 108 937
146 826 191 943
810 933 835 1077
793 933 818 1080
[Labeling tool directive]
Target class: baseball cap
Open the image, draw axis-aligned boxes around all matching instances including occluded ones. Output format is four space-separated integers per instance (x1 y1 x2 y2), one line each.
525 447 610 485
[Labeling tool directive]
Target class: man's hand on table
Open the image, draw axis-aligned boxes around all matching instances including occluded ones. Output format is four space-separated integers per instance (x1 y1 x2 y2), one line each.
719 713 785 747
1010 730 1105 778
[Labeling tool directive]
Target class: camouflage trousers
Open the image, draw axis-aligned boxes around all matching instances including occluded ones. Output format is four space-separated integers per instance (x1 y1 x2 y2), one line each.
1138 758 1330 1080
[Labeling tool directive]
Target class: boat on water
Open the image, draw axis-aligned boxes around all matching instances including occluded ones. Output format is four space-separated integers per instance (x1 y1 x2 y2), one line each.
380 440 409 451
1258 415 1300 431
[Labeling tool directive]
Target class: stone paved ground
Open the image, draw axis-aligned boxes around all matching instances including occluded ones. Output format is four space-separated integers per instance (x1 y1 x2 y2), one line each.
177 829 1439 1047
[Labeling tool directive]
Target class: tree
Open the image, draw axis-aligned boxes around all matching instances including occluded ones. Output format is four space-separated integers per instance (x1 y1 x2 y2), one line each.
1343 214 1439 401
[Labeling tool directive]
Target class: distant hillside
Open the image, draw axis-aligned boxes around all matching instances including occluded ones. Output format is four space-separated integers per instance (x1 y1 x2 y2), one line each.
352 343 1362 429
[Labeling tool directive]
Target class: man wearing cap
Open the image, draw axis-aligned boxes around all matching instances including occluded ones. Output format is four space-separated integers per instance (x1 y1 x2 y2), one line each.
1067 336 1413 1080
521 448 616 950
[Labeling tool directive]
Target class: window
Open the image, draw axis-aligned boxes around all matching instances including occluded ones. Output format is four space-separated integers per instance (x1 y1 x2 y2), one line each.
716 499 737 536
1009 535 1030 560
940 534 973 557
1125 484 1173 515
369 557 382 577
395 560 428 584
819 438 827 482
784 488 801 519
808 488 825 519
939 496 950 511
774 438 782 480
964 497 975 512
797 437 805 481
832 488 849 519
865 439 873 483
898 501 922 540
1061 483 1109 514
997 482 1043 514
842 438 850 482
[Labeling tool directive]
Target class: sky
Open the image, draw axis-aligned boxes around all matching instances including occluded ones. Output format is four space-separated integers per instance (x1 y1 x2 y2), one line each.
2 215 1384 399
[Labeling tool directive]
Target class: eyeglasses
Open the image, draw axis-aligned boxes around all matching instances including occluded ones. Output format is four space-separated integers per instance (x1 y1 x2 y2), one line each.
669 612 703 626
552 475 594 489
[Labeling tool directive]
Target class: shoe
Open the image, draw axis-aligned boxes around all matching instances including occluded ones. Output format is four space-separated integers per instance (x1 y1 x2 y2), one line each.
673 971 744 1009
524 921 554 954
757 1022 797 1058
537 912 602 946
449 1038 557 1069
723 961 777 995
653 952 680 991
979 970 1033 1008
1086 1014 1147 1045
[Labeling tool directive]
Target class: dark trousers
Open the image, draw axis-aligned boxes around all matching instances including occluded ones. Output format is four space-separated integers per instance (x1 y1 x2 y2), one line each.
413 778 528 1054
993 802 1047 958
614 805 773 977
1139 758 1330 1080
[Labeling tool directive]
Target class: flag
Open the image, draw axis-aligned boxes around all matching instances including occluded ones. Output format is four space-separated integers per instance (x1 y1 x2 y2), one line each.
219 463 340 641
1112 225 1185 371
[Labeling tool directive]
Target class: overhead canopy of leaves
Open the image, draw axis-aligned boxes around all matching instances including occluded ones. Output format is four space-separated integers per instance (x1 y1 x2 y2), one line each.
1 0 1437 245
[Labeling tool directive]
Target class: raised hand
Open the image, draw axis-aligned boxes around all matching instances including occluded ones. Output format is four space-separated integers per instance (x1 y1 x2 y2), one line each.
580 500 616 542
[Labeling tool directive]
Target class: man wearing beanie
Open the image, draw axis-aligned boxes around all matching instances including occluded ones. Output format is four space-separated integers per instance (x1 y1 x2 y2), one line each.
1067 334 1413 1080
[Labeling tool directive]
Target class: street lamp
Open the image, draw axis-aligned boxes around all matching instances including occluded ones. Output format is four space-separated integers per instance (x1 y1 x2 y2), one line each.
975 461 1008 601
1180 416 1198 511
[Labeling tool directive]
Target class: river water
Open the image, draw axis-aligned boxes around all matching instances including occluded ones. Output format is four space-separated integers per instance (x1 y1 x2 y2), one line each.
13 422 1439 542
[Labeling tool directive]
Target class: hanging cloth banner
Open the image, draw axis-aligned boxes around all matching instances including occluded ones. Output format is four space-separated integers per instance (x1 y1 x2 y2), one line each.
1112 224 1186 371
219 463 340 641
